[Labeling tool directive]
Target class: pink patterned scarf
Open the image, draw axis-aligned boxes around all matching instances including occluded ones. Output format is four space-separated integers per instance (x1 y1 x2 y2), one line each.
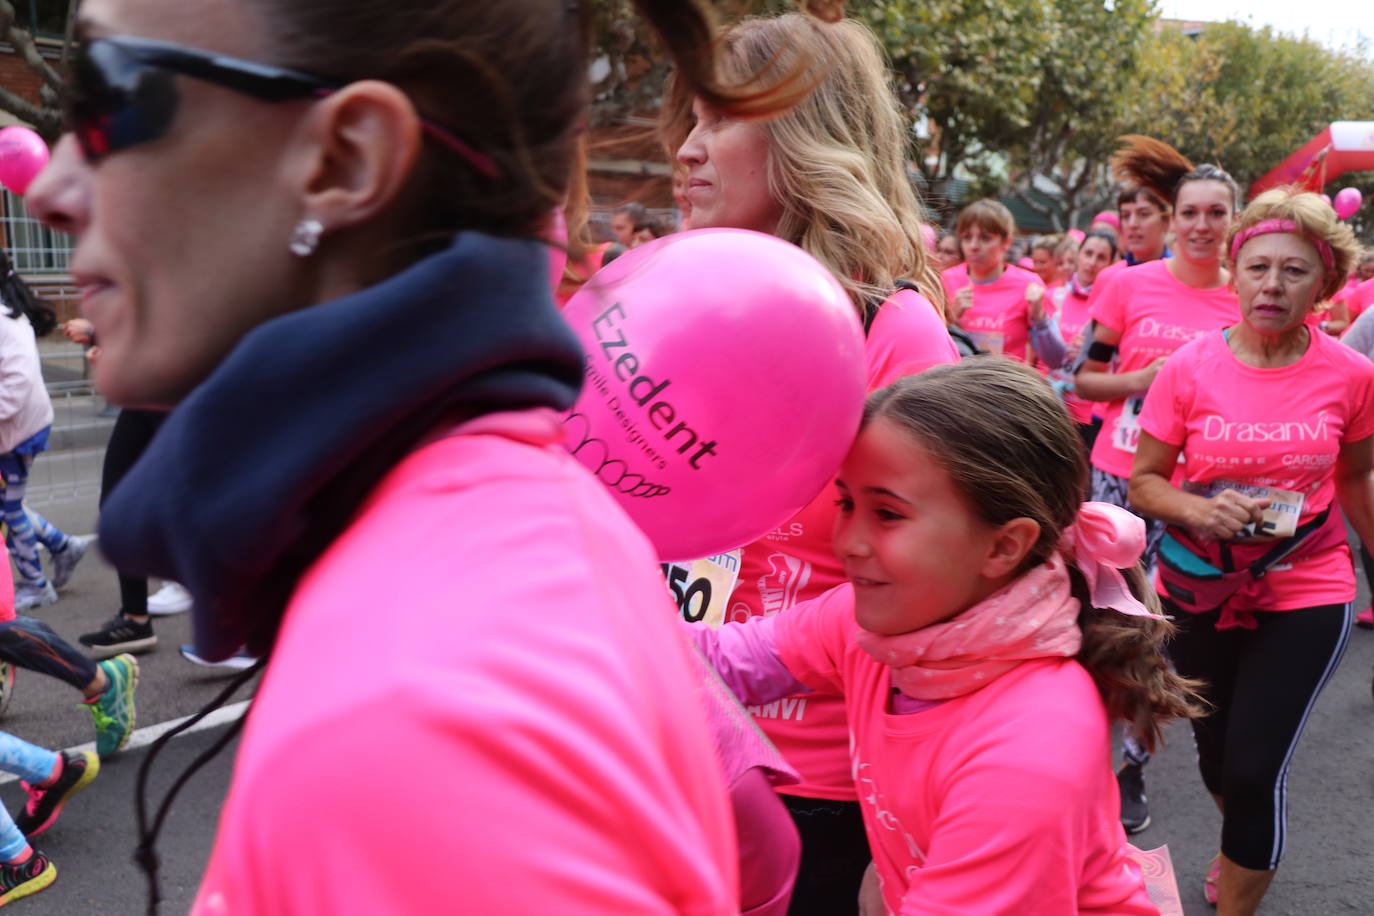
854 502 1163 701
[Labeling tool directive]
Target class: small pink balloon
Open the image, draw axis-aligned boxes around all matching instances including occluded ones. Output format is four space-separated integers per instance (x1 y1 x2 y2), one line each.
0 127 48 195
1334 187 1363 220
560 229 866 561
920 224 937 251
1067 228 1086 242
1320 193 1333 208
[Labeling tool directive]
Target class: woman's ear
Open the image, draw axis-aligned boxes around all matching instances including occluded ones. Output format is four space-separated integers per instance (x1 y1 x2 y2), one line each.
287 80 423 232
980 517 1041 580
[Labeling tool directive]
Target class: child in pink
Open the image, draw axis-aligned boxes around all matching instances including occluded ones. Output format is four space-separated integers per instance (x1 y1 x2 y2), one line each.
730 286 956 904
941 262 1040 361
697 360 1197 915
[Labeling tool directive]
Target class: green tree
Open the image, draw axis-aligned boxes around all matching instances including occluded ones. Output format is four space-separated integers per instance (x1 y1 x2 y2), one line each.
0 0 79 139
1128 22 1374 192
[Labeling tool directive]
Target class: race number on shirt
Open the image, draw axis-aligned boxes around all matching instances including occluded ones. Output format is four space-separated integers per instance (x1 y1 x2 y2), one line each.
1186 479 1306 538
1113 396 1144 453
968 330 1005 356
661 550 742 627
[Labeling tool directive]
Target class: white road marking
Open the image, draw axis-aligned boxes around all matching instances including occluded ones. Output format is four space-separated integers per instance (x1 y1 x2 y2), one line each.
0 700 251 786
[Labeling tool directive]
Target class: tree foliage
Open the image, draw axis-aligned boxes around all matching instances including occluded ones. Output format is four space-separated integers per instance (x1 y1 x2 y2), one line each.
0 0 78 139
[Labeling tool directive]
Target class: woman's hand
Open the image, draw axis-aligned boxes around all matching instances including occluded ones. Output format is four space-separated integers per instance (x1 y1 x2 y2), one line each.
1134 356 1168 393
1064 330 1083 364
62 318 93 345
1026 283 1045 322
1189 489 1270 542
952 286 973 323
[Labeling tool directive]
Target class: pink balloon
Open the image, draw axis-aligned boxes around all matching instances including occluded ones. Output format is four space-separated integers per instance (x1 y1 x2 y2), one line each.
561 229 866 561
1334 187 1363 220
0 127 48 195
1321 193 1333 208
920 224 937 251
1066 228 1086 242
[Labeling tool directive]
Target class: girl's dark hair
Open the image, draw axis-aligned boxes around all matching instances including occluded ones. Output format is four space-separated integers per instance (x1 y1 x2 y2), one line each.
1111 135 1240 212
251 0 839 269
864 360 1203 750
0 250 55 336
1082 229 1119 260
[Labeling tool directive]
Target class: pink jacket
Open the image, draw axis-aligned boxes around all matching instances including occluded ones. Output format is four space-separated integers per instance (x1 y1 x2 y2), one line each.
194 410 737 915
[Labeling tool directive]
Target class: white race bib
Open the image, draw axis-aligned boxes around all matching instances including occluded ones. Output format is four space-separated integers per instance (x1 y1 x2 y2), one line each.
1186 479 1306 538
1113 396 1144 453
662 550 742 627
968 330 1005 356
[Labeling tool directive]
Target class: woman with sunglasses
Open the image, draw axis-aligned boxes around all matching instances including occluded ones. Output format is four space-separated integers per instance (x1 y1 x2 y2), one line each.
29 1 847 911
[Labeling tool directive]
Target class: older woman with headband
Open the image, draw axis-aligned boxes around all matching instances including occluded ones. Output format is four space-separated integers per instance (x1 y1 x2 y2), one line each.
668 14 957 914
1130 189 1373 914
27 0 856 911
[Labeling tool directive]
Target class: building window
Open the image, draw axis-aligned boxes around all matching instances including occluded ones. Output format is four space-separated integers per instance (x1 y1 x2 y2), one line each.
3 190 73 275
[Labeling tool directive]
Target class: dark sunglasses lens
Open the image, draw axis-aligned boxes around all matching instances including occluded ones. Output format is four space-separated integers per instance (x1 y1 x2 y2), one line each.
69 42 178 161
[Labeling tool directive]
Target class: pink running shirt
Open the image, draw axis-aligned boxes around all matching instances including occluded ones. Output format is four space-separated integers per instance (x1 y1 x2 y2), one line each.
1139 330 1374 610
774 586 1157 915
1089 260 1239 478
1049 282 1095 424
731 288 957 801
193 413 736 916
941 263 1040 362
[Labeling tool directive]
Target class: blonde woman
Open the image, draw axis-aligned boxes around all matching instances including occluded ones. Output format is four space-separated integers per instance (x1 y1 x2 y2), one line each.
666 14 957 914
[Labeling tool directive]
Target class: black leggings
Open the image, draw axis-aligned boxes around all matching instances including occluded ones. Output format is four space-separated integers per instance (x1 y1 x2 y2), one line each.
100 409 165 615
1165 599 1351 871
0 615 97 690
780 795 869 916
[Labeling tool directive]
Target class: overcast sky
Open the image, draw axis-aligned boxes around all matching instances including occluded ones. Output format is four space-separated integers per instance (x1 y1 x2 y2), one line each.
1157 0 1372 55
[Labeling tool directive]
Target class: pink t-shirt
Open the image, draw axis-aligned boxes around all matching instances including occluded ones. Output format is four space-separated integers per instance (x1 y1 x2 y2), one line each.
194 413 736 916
773 586 1156 916
1050 282 1095 424
1346 277 1374 321
731 288 957 801
1089 260 1240 478
941 263 1040 362
1139 330 1374 609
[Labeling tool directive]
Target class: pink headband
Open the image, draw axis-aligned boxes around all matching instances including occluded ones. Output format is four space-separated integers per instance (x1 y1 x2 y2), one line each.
1229 218 1335 272
1060 502 1167 619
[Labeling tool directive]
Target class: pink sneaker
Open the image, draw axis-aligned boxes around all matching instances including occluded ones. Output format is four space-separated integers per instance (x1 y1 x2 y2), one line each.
1357 606 1374 630
1204 853 1220 906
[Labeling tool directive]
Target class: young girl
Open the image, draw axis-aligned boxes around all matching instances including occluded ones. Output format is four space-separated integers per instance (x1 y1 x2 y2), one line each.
941 200 1040 362
0 252 94 611
693 359 1200 914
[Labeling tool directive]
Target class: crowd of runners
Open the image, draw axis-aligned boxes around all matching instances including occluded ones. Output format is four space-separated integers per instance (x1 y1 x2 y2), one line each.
0 0 1365 913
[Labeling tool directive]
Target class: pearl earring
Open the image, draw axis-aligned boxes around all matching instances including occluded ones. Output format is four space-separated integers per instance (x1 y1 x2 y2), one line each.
288 219 324 257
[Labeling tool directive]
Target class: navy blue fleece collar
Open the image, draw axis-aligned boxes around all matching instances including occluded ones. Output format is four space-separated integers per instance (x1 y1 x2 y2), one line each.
99 232 584 660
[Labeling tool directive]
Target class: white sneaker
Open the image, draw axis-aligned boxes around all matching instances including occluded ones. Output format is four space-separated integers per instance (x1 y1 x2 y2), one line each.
147 582 193 616
50 534 96 590
179 644 257 671
14 581 57 612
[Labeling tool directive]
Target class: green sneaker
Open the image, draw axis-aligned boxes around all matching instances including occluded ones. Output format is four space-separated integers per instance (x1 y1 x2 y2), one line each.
87 654 138 759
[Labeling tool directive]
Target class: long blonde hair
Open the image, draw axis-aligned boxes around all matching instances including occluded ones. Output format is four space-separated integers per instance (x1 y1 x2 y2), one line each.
662 14 944 318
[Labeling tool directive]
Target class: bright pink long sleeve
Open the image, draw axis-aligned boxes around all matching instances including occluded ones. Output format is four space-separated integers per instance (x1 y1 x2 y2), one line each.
194 414 736 915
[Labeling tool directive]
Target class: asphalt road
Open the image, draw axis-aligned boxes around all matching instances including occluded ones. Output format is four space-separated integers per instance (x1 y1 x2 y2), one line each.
5 482 1374 914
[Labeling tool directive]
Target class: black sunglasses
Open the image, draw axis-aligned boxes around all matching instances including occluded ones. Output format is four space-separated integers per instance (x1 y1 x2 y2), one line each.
67 36 498 177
